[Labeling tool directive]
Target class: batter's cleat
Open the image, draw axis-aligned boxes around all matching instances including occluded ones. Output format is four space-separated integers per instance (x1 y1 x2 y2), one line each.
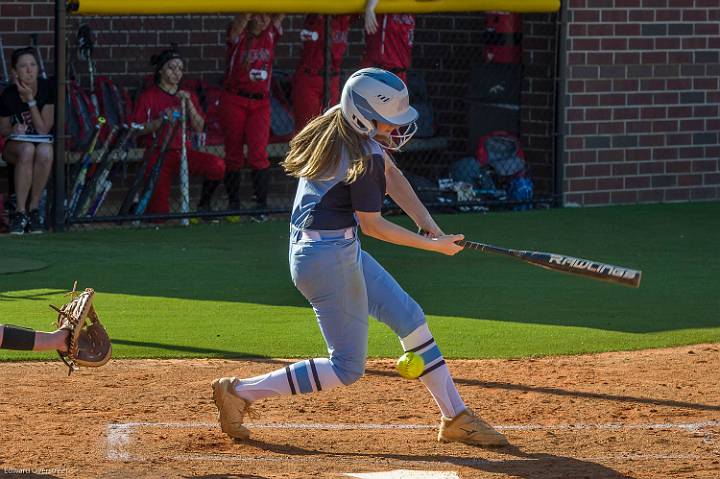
211 377 256 440
438 408 509 447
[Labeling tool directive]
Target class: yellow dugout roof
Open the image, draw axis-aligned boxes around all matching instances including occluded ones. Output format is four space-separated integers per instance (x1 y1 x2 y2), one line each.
68 0 561 15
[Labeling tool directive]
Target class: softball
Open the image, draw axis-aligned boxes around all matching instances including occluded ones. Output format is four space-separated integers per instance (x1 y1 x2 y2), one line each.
396 351 425 379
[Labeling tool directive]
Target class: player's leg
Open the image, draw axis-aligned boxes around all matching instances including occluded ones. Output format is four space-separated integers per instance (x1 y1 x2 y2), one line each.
212 234 368 439
291 72 323 133
187 150 225 211
0 324 68 352
146 150 180 216
361 251 508 447
218 93 248 209
26 143 53 233
329 75 341 106
245 99 272 211
3 141 35 233
29 143 53 211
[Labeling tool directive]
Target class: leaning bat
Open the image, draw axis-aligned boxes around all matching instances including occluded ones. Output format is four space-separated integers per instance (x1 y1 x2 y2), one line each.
0 34 9 86
66 116 106 219
420 230 642 288
134 111 181 216
30 34 47 80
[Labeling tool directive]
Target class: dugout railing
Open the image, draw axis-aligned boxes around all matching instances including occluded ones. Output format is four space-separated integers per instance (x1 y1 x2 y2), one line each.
0 1 563 231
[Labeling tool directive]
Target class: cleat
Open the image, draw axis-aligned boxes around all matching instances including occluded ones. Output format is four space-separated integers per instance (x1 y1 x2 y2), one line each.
211 377 256 440
9 212 28 235
26 209 46 234
438 409 509 447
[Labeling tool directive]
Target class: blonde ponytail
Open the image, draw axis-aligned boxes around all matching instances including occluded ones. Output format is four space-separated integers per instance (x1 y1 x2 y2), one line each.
282 108 370 183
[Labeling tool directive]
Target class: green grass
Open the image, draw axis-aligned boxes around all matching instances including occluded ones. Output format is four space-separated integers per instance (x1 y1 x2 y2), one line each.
1 202 719 361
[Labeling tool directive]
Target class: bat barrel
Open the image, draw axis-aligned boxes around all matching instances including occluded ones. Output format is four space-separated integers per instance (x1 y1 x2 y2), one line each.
459 240 642 288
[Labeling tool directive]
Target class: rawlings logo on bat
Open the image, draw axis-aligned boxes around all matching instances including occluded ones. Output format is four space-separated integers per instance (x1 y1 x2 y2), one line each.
548 254 640 279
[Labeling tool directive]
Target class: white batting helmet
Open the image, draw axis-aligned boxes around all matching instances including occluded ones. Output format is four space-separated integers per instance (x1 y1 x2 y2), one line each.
337 68 419 151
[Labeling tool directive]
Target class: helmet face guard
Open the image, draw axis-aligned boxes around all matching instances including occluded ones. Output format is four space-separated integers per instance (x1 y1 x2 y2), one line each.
339 68 419 151
381 122 418 151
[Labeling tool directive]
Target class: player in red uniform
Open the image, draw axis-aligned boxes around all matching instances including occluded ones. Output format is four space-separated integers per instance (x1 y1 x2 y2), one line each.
291 2 382 133
361 0 415 83
131 48 225 216
219 13 285 219
291 15 351 133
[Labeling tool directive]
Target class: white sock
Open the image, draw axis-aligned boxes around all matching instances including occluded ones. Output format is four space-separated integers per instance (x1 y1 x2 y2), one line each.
400 323 466 418
233 358 344 402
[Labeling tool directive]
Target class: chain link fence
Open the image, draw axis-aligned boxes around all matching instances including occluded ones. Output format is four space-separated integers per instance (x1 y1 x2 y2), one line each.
2 10 560 231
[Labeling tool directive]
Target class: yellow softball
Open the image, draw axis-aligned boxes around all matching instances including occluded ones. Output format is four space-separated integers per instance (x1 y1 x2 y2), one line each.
396 351 425 379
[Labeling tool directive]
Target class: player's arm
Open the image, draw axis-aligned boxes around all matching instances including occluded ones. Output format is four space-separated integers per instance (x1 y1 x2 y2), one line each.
16 79 54 134
0 116 13 137
177 91 205 133
229 14 252 41
356 210 462 256
272 14 285 32
131 92 167 134
364 0 379 34
383 153 444 237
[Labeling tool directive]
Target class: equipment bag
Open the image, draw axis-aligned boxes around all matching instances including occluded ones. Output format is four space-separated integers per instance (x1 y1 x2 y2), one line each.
66 79 98 151
94 76 132 130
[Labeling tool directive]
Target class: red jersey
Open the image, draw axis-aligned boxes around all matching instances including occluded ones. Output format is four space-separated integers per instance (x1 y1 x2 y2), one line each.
224 24 282 96
362 14 415 71
131 84 204 150
298 15 351 74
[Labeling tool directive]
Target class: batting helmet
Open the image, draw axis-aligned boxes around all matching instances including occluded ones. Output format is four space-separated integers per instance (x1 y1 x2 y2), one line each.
338 68 419 151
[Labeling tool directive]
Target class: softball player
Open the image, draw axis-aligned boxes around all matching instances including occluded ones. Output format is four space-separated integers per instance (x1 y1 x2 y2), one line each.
211 68 508 448
361 0 415 83
219 13 284 215
291 14 352 133
131 49 225 216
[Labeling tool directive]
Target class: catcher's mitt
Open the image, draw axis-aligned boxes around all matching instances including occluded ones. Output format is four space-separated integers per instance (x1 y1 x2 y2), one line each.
50 282 112 375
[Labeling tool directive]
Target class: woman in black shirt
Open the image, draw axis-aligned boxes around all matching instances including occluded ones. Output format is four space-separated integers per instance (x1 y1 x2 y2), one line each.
0 47 55 234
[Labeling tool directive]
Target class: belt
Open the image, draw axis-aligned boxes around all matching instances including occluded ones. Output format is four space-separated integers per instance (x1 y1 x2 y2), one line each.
233 90 268 100
302 67 340 76
374 66 407 74
299 227 355 241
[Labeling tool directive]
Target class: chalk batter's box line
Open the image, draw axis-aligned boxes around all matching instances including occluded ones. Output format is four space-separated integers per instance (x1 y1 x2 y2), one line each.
106 420 718 463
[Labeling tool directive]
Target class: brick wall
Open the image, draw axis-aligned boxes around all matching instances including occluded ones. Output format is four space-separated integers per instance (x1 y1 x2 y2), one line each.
1 3 558 197
563 0 720 205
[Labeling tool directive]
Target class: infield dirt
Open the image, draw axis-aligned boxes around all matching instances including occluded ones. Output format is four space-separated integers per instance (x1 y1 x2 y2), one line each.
0 344 718 478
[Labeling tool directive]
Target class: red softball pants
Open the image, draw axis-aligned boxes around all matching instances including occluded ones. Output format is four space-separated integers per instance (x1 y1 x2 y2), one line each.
291 71 340 133
144 149 225 215
218 92 271 172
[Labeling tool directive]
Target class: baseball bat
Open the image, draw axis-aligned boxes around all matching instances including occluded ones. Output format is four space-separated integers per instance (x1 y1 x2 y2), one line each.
179 97 189 225
0 34 9 86
66 116 106 219
30 34 47 80
134 112 181 216
420 230 642 288
117 118 169 217
80 124 141 217
88 179 112 216
77 24 99 116
76 124 120 217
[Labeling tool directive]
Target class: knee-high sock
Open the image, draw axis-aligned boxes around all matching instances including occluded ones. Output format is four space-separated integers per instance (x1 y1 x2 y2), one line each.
233 358 344 402
400 323 466 418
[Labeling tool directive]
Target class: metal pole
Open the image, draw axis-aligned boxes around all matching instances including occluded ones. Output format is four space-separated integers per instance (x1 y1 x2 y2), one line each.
322 15 331 109
179 98 189 225
52 0 67 231
552 4 568 206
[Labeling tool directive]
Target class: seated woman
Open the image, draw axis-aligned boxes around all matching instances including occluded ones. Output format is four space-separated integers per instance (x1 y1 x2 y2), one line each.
0 47 55 234
130 48 225 217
